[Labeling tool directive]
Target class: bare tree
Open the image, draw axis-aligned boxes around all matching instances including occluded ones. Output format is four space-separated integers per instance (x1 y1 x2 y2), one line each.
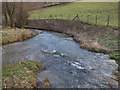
2 2 29 28
2 2 8 26
16 2 29 28
5 2 17 28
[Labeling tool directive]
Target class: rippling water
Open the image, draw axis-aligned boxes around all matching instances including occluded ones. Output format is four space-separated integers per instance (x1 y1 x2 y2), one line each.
2 30 118 88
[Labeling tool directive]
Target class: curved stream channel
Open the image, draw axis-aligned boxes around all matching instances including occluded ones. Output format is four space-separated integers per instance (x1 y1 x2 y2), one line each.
3 30 118 88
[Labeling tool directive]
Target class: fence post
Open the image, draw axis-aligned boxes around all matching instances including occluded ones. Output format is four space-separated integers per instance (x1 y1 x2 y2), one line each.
95 15 97 25
34 16 38 26
77 14 80 21
47 15 53 20
45 16 47 20
72 14 79 21
55 15 57 19
81 15 83 22
87 15 90 23
61 14 63 20
68 14 70 20
107 15 110 27
34 16 35 20
77 14 78 17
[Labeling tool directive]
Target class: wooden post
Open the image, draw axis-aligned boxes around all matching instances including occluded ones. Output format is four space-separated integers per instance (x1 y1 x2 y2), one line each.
56 15 57 19
46 16 47 20
87 15 89 23
68 14 70 20
55 15 57 19
52 15 54 19
90 16 92 24
107 15 110 27
77 14 78 17
95 15 97 25
34 16 35 20
72 14 79 21
61 14 63 20
77 14 80 21
34 16 38 26
50 15 52 19
81 15 83 22
47 15 52 20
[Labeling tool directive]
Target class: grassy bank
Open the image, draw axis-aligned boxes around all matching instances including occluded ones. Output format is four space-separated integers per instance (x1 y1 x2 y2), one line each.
29 2 118 28
2 61 42 88
1 27 40 45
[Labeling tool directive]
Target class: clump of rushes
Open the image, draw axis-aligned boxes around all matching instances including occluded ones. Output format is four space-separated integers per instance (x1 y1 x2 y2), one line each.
1 28 40 45
2 60 42 88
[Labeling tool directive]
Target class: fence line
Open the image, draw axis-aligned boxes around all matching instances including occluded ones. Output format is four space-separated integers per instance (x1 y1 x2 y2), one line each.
34 14 112 27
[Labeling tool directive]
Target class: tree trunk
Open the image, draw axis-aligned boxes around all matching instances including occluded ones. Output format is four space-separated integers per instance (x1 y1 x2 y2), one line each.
10 16 14 28
4 13 8 26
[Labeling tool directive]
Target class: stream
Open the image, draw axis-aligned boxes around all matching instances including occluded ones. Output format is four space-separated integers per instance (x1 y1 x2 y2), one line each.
2 29 118 88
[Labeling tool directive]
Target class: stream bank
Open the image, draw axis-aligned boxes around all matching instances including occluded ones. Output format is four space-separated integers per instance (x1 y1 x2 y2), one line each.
2 61 42 88
26 20 120 85
2 29 118 88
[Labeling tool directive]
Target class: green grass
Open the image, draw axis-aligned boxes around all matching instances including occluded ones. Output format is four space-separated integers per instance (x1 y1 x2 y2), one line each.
29 2 118 28
97 30 120 64
2 60 42 88
98 32 118 50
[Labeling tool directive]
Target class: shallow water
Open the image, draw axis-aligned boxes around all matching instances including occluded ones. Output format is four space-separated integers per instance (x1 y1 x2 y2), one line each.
2 30 118 88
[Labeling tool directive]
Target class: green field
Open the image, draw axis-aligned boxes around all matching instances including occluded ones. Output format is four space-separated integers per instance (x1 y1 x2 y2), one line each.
29 2 118 28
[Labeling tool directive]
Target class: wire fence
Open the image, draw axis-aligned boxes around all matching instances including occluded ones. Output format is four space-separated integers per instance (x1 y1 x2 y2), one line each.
33 14 118 29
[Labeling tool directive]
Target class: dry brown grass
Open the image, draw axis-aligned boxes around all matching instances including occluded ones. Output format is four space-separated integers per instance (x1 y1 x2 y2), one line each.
1 27 40 45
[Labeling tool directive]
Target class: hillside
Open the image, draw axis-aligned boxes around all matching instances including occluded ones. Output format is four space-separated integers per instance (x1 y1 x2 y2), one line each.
29 2 118 28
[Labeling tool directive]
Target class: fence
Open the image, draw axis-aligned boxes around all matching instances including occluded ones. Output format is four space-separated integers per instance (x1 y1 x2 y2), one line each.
33 14 117 28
